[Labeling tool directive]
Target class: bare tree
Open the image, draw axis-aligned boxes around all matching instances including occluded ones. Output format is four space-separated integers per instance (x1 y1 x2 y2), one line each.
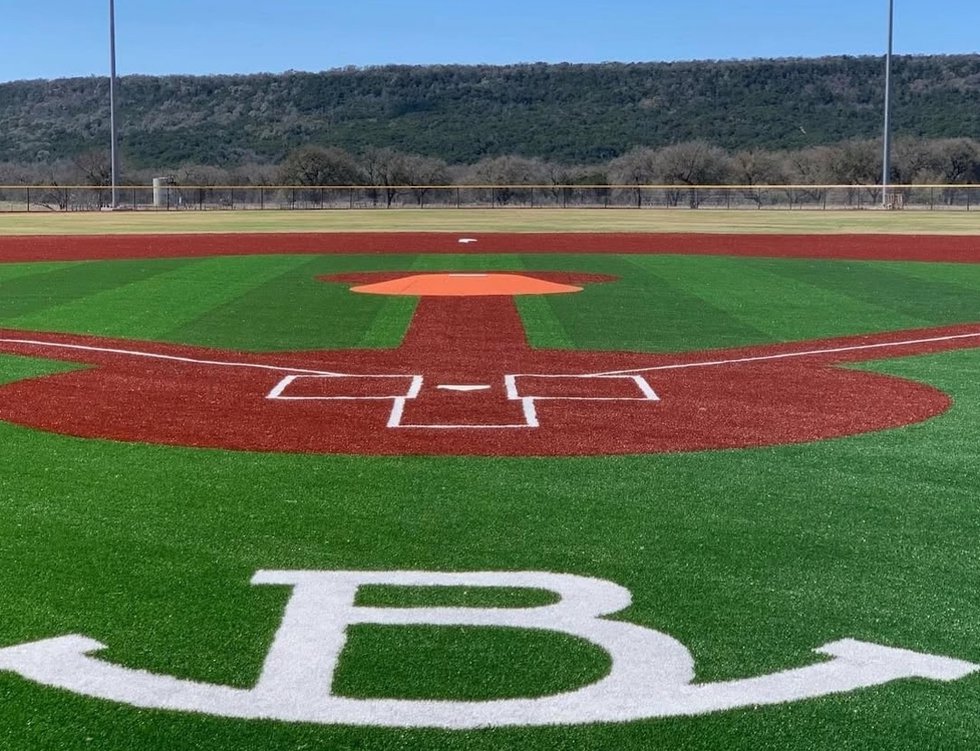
279 146 363 186
72 149 112 186
825 139 882 204
468 156 547 205
927 138 980 205
232 163 280 186
70 149 113 208
731 150 787 207
565 166 610 207
362 148 407 207
653 141 731 207
781 146 834 207
609 147 657 207
401 154 449 207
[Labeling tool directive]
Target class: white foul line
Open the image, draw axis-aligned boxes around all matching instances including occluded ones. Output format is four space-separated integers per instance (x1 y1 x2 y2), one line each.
585 331 980 377
0 337 343 377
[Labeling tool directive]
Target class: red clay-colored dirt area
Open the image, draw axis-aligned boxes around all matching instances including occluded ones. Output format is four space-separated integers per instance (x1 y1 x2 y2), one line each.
0 232 979 264
0 266 978 455
0 234 979 456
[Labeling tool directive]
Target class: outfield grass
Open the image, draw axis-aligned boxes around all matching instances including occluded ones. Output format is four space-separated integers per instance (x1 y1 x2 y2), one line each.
2 250 980 749
0 207 979 235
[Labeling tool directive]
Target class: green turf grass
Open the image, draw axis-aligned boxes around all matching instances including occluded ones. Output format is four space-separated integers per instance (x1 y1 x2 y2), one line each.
3 253 979 351
1 252 980 749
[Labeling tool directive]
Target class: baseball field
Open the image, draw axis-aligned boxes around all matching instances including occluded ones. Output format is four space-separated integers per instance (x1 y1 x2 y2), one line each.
1 209 979 749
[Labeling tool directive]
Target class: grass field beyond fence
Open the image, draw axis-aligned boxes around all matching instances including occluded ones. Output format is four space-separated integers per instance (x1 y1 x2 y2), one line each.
1 207 980 236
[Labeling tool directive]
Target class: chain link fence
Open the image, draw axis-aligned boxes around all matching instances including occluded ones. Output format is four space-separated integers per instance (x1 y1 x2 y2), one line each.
1 184 978 212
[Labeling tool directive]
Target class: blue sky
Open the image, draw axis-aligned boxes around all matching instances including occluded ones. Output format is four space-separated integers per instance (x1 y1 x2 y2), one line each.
0 0 977 83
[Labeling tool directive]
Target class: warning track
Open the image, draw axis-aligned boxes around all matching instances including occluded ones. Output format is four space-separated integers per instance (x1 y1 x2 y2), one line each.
0 232 978 264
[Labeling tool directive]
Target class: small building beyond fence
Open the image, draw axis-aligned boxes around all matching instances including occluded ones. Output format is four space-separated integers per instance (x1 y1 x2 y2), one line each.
0 184 978 212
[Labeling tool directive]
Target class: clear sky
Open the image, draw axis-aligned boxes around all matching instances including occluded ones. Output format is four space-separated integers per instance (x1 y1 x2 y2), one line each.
0 0 977 83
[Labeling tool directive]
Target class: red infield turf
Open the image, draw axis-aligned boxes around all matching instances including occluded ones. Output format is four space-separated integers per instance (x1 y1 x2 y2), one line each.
0 231 978 263
0 233 978 456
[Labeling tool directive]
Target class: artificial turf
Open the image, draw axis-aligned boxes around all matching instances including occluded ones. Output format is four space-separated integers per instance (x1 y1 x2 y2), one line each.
1 250 979 749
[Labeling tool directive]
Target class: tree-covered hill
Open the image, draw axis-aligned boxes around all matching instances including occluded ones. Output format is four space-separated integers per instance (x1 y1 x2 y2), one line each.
1 55 978 169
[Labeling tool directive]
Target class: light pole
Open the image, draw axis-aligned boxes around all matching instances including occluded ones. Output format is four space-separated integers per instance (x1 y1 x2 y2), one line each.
881 0 894 208
109 0 120 209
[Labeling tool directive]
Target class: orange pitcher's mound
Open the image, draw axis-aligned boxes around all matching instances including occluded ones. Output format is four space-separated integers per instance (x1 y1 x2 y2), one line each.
350 273 583 297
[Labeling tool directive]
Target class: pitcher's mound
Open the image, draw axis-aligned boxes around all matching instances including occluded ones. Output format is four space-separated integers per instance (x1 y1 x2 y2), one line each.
350 273 583 297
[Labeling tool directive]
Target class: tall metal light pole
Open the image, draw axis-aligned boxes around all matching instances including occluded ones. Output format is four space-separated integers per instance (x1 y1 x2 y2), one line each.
881 0 894 208
109 0 120 209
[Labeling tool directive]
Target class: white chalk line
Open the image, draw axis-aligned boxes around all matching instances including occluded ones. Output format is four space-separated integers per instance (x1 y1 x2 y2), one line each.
0 337 343 377
585 331 980 377
12 329 974 413
268 374 659 430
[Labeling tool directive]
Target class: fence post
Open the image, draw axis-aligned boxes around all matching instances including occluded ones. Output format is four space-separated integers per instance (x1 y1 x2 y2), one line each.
456 187 461 209
930 187 935 210
26 187 30 212
491 187 495 207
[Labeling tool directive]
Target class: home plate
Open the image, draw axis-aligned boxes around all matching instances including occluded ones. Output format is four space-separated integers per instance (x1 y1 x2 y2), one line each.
438 384 492 392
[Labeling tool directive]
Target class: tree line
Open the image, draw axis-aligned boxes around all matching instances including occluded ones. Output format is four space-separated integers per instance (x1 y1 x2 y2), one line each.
2 139 978 199
0 55 978 171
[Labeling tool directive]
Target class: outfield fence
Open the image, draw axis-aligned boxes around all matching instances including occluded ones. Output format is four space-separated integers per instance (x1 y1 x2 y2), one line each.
1 184 979 212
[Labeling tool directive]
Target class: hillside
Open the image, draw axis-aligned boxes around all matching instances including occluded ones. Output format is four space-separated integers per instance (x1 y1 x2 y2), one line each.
1 55 978 168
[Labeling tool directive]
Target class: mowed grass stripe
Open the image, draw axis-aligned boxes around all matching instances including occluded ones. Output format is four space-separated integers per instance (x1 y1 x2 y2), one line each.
0 261 81 284
873 260 980 298
0 258 189 324
534 255 766 352
175 255 430 351
355 255 432 348
6 256 321 340
635 255 930 341
516 295 577 349
763 259 980 328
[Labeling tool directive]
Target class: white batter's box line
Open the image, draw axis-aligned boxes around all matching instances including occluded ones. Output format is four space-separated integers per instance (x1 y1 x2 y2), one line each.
266 373 659 431
266 374 424 401
394 374 660 430
390 395 539 430
505 374 660 402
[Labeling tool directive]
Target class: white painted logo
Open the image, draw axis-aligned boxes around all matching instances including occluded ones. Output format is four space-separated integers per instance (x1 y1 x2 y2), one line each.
0 571 974 728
